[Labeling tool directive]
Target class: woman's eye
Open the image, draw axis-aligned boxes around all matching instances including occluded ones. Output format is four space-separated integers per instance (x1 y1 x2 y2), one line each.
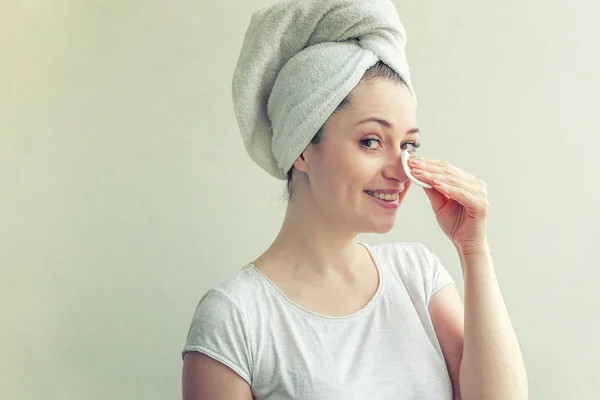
401 141 421 153
360 138 382 150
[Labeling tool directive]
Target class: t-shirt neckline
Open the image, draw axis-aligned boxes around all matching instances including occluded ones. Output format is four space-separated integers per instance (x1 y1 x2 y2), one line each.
247 241 384 321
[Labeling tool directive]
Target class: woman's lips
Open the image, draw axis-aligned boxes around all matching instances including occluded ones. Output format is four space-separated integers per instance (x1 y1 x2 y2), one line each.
364 191 399 209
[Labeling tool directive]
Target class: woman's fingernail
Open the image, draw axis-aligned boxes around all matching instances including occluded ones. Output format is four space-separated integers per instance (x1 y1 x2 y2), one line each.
409 158 419 165
412 168 423 175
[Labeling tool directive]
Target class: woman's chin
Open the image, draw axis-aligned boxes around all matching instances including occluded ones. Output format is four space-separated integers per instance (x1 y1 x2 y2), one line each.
367 216 396 234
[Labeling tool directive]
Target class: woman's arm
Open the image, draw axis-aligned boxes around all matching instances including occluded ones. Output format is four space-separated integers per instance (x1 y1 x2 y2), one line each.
411 155 528 398
182 353 253 400
431 245 528 400
458 245 528 399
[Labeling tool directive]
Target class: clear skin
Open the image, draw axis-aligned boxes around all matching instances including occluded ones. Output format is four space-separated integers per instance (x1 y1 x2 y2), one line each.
182 78 528 399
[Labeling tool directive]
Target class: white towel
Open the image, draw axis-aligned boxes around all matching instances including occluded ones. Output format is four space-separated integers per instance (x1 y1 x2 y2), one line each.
232 0 416 180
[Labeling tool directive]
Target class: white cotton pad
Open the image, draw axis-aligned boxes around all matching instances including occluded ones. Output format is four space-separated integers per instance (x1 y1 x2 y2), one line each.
401 149 433 189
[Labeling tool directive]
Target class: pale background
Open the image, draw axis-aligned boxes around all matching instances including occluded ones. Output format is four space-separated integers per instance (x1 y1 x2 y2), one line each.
2 0 599 399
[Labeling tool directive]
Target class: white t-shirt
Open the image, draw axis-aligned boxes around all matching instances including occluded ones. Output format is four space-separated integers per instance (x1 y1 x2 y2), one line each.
182 241 456 399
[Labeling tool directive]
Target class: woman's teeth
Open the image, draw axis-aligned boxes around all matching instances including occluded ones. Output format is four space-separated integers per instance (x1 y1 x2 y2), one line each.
365 191 398 201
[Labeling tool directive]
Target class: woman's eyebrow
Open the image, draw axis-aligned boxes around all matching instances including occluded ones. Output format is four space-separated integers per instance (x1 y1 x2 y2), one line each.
356 117 420 135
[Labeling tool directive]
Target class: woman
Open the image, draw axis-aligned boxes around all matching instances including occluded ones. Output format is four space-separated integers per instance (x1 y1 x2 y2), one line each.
182 1 528 399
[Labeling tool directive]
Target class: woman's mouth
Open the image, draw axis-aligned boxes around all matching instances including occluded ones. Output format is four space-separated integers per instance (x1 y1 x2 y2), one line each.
364 190 399 201
363 188 405 210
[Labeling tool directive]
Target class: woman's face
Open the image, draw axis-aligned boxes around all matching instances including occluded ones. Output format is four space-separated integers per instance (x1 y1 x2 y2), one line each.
298 78 419 234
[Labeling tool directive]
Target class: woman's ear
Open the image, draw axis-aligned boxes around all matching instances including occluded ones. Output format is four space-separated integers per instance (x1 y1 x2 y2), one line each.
293 152 309 173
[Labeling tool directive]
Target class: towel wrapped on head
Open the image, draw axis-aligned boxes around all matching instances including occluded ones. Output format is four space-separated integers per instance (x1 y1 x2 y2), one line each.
232 0 416 180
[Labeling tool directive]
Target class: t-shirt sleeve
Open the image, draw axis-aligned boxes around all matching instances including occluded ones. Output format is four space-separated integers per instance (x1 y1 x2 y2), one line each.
418 243 456 301
182 288 253 385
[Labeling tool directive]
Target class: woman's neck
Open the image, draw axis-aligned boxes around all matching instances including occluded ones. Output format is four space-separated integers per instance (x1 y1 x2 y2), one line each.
254 199 364 281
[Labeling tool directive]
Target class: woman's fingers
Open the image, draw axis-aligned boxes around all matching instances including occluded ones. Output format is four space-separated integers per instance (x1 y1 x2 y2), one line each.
409 157 477 184
408 157 488 204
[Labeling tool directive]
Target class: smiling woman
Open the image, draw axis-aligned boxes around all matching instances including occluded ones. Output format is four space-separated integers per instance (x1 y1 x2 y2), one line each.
285 61 413 200
181 0 528 399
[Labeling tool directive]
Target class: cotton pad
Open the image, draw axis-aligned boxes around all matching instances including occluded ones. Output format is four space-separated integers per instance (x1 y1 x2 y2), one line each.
401 149 432 189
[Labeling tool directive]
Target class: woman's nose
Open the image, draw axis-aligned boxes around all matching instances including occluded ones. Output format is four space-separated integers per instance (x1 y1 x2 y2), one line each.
383 152 408 181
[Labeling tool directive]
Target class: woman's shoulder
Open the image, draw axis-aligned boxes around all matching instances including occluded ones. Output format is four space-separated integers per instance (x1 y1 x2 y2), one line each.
366 240 431 261
367 240 454 300
194 263 270 314
366 240 443 280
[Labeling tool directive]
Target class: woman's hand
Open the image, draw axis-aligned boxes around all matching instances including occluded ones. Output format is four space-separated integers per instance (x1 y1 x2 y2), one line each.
408 156 489 254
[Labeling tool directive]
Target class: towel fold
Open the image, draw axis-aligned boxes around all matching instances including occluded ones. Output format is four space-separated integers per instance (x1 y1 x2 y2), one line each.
232 0 416 180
